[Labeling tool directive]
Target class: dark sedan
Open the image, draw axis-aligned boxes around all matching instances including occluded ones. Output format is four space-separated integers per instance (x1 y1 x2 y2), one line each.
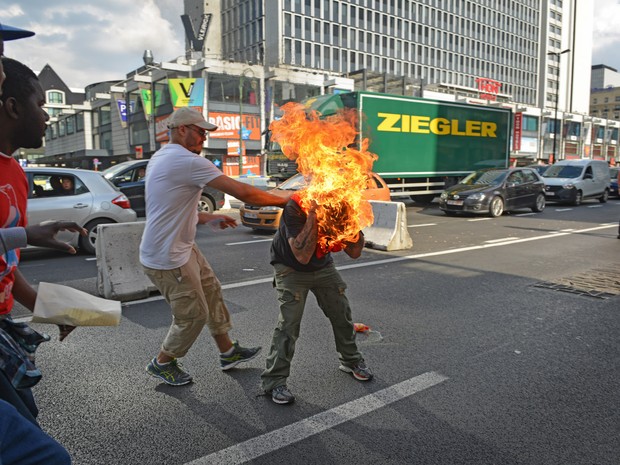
439 167 546 217
102 159 225 216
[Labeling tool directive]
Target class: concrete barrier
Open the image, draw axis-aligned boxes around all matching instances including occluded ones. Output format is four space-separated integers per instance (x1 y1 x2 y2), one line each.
362 201 413 251
96 222 158 302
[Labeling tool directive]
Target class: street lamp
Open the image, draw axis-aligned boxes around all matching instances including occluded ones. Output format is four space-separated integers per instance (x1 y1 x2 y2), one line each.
547 48 570 163
238 68 254 176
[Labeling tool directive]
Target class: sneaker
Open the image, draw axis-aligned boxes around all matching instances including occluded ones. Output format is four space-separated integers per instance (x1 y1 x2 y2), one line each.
220 341 261 371
339 360 374 381
146 358 193 386
269 385 295 405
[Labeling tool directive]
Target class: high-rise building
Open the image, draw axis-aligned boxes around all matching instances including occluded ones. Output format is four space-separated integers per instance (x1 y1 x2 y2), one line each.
194 0 592 113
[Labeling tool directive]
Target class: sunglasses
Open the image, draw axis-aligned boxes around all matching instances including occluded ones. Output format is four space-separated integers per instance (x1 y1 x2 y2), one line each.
186 125 207 137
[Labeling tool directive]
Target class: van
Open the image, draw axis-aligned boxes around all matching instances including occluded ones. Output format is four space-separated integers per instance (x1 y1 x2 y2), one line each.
542 159 610 205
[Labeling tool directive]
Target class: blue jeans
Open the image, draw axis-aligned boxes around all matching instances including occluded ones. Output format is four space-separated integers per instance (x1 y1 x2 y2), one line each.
261 262 363 391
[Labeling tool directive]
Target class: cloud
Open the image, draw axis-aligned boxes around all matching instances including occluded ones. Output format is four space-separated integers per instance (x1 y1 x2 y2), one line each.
0 0 184 88
592 0 620 69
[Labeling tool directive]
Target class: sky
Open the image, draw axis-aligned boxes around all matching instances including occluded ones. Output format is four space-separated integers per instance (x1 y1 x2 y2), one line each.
1 0 619 90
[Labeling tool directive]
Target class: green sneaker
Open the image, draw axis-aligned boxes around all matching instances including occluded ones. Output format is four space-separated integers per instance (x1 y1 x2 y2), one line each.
220 341 261 371
146 358 193 386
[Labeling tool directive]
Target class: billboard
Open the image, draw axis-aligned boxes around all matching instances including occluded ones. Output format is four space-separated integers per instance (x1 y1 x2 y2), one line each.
168 78 204 110
208 112 261 141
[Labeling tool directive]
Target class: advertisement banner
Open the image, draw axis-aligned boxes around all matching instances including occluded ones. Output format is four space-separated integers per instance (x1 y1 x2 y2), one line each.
168 78 204 109
513 112 522 151
115 99 135 127
208 112 261 140
155 114 173 142
140 90 162 117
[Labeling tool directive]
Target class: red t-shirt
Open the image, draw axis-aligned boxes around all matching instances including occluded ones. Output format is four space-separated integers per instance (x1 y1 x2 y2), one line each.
0 155 28 314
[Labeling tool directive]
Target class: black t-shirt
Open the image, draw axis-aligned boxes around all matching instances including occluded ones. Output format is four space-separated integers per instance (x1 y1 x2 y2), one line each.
270 200 333 272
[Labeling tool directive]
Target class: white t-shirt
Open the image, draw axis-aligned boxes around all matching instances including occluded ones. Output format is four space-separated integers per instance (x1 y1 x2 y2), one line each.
139 143 223 269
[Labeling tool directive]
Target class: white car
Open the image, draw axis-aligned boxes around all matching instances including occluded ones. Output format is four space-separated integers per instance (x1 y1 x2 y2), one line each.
24 167 137 254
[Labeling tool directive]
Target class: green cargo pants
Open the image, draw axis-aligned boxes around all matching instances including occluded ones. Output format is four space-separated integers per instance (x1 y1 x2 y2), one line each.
261 262 363 392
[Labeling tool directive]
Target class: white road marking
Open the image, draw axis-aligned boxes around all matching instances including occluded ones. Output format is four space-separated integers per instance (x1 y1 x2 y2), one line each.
226 238 273 245
485 237 520 243
467 217 492 221
184 371 448 465
587 205 603 208
514 212 535 216
555 208 573 212
408 223 437 228
85 257 97 261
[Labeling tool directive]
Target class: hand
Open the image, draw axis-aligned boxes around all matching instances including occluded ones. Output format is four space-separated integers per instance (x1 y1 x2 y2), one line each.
215 215 238 229
58 324 76 342
26 221 87 254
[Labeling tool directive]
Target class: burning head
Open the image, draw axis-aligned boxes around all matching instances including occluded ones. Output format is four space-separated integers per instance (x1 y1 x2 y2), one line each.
269 102 378 253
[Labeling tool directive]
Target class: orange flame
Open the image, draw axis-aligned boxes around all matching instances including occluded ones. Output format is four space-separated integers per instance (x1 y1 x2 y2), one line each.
270 102 378 254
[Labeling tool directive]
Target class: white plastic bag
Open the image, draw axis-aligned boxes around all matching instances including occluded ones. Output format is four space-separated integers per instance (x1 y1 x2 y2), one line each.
32 282 121 326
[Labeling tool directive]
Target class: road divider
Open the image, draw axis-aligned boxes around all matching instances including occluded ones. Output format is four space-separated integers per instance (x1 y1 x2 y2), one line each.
96 222 157 302
362 201 413 251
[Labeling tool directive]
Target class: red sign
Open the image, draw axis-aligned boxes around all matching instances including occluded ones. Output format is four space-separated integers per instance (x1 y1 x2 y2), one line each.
135 146 143 159
476 77 501 101
513 112 522 151
207 112 261 141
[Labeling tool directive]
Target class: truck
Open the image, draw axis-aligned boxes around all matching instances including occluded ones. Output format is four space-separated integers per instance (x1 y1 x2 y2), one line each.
266 91 513 202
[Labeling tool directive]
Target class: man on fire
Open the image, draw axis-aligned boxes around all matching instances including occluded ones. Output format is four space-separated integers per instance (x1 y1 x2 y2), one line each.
261 103 375 405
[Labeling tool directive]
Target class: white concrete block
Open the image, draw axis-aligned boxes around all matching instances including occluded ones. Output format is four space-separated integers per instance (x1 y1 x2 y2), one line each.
362 201 413 251
96 222 158 302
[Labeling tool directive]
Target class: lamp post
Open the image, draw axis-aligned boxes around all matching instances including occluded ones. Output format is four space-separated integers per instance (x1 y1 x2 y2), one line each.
547 48 570 163
238 68 254 176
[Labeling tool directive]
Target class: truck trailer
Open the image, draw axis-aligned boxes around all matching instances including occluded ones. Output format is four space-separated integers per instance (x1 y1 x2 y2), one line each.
266 91 513 202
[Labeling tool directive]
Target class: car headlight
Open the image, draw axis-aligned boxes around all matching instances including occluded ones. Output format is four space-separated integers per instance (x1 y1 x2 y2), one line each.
261 206 282 212
468 192 485 201
440 192 449 200
562 183 575 189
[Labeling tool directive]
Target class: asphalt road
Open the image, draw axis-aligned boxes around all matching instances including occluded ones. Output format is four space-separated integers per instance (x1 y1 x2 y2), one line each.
15 198 620 465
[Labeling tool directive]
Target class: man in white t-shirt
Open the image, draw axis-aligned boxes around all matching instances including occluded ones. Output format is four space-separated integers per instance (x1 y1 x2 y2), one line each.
140 107 290 386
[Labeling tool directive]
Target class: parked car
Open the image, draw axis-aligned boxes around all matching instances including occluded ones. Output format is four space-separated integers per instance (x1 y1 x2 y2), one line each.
25 167 137 254
609 167 619 198
527 164 550 176
439 167 546 217
102 159 225 216
541 159 610 205
240 172 391 231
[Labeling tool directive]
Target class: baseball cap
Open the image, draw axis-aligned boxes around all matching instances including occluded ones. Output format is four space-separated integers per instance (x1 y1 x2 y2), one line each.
167 107 217 131
0 23 35 41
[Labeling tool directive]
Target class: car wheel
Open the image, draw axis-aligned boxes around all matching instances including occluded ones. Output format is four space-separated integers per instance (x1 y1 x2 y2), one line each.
599 189 609 203
573 191 583 206
198 195 215 213
489 196 504 217
79 218 112 255
532 193 546 212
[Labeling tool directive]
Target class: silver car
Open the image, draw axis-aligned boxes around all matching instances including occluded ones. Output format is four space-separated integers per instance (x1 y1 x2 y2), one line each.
25 167 137 254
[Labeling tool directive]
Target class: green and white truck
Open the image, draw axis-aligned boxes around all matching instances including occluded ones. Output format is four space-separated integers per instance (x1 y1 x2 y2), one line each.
266 91 513 201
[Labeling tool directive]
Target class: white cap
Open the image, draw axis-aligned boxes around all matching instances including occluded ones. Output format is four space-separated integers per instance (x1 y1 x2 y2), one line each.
167 107 217 131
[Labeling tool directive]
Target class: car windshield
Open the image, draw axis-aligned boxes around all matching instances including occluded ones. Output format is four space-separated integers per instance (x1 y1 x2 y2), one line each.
610 167 619 179
543 165 582 178
461 170 508 186
102 162 135 180
276 173 308 191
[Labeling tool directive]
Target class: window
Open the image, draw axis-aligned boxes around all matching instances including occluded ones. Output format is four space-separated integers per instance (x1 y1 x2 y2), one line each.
66 116 75 134
46 90 64 104
31 174 87 198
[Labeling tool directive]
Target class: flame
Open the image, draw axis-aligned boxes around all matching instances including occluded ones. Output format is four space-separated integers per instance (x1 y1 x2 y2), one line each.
270 102 378 254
